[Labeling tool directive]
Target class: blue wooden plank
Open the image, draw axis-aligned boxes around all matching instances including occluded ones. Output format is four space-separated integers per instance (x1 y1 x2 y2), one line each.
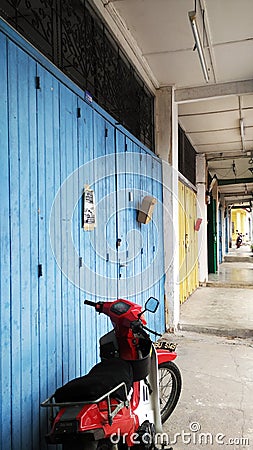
27 61 40 450
59 84 75 383
36 72 65 450
0 31 12 450
93 110 106 311
77 100 97 373
36 63 49 447
153 158 165 332
115 130 128 298
93 111 110 346
17 46 35 450
50 79 63 392
63 88 80 381
124 141 136 300
105 121 117 305
7 40 23 450
37 66 63 409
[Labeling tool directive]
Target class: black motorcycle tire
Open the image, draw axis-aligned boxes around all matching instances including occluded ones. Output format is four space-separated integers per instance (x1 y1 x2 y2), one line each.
158 361 182 423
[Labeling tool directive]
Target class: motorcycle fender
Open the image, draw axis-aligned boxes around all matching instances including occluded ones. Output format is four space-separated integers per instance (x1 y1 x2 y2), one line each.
156 349 177 365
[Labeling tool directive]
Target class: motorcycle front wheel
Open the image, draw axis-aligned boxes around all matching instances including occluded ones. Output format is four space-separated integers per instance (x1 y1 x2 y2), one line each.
158 361 182 423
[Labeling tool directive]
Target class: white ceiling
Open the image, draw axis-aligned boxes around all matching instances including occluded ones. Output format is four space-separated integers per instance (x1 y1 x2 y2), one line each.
93 0 253 205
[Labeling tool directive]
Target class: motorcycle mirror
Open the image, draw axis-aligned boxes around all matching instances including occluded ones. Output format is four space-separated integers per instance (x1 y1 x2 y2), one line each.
144 297 159 313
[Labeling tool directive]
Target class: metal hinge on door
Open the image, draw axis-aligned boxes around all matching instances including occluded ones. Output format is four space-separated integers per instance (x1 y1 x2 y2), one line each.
35 76 41 89
38 264 43 277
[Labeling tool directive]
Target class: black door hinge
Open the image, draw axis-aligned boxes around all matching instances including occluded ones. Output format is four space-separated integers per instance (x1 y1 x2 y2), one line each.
35 76 41 89
38 264 43 277
77 107 81 118
105 128 108 138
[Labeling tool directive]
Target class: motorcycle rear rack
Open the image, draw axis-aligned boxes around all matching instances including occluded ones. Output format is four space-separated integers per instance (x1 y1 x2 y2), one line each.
41 381 129 426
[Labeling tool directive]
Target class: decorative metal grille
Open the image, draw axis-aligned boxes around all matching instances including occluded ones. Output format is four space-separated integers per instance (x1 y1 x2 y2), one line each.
0 0 154 149
178 125 196 186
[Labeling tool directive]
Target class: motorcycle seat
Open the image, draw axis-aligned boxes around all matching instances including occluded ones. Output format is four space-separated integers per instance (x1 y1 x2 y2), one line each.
54 358 133 403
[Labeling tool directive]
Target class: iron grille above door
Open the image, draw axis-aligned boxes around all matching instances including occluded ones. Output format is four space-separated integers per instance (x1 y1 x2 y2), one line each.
178 125 196 186
0 0 154 149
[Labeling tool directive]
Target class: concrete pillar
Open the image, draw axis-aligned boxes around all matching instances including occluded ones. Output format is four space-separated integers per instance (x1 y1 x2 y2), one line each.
196 154 208 284
155 87 179 330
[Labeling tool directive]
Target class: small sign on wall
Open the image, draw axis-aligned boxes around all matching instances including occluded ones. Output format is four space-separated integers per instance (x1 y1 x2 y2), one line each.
194 218 202 231
83 186 96 231
137 195 157 224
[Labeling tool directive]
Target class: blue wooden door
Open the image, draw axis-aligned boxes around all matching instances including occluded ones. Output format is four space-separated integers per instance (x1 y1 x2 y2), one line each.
0 20 165 450
115 131 165 330
219 207 223 263
225 209 229 253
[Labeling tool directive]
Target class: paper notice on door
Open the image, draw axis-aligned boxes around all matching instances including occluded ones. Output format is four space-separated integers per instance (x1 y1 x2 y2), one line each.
83 186 96 231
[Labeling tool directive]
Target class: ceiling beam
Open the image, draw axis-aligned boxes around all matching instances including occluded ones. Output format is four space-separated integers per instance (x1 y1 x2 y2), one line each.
223 193 252 198
175 79 253 104
229 204 252 209
207 154 249 161
218 177 253 186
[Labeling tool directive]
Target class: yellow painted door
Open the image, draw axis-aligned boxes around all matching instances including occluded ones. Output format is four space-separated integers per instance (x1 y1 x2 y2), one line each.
178 182 199 303
179 182 187 302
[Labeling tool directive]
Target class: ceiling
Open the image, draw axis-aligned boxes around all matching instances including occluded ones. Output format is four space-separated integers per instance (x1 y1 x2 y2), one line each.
92 0 253 206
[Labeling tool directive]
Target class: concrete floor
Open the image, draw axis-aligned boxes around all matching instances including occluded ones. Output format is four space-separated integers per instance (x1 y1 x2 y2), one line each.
208 245 253 288
162 332 253 450
208 262 253 287
178 286 253 338
161 248 253 449
179 245 253 338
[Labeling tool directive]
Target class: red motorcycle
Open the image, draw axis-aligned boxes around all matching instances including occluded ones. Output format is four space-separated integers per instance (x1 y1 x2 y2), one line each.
41 297 182 449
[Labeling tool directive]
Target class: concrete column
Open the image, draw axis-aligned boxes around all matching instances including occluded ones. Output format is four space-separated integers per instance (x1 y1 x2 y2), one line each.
196 154 208 284
155 87 179 330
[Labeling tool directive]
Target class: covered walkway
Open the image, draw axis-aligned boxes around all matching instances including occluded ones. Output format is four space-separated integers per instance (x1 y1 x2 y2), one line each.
178 245 253 338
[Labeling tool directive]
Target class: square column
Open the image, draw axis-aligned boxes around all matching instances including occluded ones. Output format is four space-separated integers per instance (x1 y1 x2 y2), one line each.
155 87 179 330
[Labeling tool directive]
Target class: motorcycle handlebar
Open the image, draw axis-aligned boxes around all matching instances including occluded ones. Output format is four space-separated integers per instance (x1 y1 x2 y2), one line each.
84 300 104 313
84 300 97 307
142 324 162 337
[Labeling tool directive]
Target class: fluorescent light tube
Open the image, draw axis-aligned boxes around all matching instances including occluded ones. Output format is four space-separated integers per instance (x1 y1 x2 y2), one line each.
188 10 209 82
240 118 245 150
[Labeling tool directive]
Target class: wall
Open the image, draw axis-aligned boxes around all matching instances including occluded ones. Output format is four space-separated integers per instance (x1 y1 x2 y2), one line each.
0 20 165 450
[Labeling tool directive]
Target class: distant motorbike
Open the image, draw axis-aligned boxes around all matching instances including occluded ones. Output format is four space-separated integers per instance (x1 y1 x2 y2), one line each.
236 234 242 248
41 297 182 449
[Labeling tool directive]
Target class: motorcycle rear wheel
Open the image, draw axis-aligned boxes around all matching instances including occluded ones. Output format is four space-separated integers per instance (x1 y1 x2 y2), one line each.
158 361 182 423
